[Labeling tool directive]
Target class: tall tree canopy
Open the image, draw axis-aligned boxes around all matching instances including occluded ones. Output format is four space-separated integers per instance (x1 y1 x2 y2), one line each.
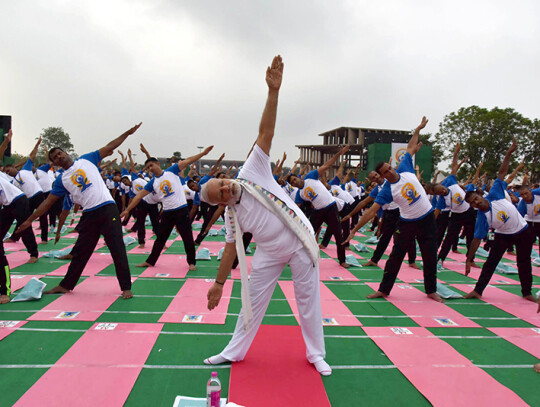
435 106 536 182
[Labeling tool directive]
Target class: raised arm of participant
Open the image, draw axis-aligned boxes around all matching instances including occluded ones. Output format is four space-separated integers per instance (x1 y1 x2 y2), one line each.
0 129 12 160
274 153 286 175
318 145 350 176
407 116 428 156
336 159 346 181
15 194 61 234
226 161 237 177
120 189 151 220
140 143 151 160
522 167 530 186
272 159 281 176
505 158 524 184
127 149 136 173
98 122 142 159
29 137 42 162
177 146 214 172
497 137 517 180
415 164 421 181
343 203 381 244
118 151 127 170
100 158 117 170
472 162 484 185
188 164 198 179
354 162 361 180
256 55 283 155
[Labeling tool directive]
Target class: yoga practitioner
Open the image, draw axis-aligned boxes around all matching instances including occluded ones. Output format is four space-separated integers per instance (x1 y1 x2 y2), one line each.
16 123 144 299
344 117 443 303
463 138 536 302
201 55 331 376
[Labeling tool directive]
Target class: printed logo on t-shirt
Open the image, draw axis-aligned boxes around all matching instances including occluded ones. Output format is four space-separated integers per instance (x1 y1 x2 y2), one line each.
331 189 339 197
497 211 510 223
534 204 540 215
286 184 294 193
452 193 464 206
401 183 420 205
135 184 143 192
71 169 92 192
304 186 318 201
159 180 175 197
16 174 24 185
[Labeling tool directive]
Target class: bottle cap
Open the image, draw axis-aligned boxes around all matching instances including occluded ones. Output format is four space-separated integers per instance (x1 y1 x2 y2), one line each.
211 372 218 377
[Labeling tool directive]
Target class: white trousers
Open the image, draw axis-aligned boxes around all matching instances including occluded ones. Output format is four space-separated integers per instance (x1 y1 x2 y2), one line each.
220 246 326 363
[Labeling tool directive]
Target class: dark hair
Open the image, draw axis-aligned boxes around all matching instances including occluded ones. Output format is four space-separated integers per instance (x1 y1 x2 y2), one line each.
144 157 159 166
113 171 121 177
286 173 298 184
464 190 480 203
48 147 65 160
374 161 387 174
518 184 530 192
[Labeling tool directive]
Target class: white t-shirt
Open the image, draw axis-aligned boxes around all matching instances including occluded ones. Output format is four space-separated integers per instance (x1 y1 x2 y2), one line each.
13 160 43 198
225 145 312 255
35 164 54 193
183 184 195 201
374 153 433 221
345 180 359 198
144 163 187 211
0 177 24 206
330 185 355 205
51 151 115 212
298 170 336 210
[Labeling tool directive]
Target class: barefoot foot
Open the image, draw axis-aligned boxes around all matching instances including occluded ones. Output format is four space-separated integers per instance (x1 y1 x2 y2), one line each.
27 256 38 264
523 294 538 303
44 285 70 295
136 262 152 268
58 254 73 260
138 244 145 249
340 262 350 268
534 363 540 373
363 260 378 267
408 263 421 270
464 290 482 299
122 290 133 299
367 290 386 299
471 262 481 269
427 292 444 303
0 295 10 304
189 264 196 271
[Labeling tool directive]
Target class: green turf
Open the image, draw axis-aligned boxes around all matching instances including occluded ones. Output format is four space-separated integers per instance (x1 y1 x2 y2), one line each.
11 258 71 275
0 368 49 406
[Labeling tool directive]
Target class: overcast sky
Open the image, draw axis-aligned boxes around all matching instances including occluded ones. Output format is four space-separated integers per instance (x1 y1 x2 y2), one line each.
2 0 539 168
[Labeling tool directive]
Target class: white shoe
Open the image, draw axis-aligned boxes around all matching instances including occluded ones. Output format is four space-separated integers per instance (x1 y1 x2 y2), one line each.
313 359 332 376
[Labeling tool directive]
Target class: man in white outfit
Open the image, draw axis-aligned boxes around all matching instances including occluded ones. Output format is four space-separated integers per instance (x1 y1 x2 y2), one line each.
201 55 330 376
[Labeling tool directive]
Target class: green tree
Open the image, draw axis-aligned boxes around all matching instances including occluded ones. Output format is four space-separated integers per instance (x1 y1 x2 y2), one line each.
434 106 532 180
419 132 442 174
522 118 540 183
37 127 76 163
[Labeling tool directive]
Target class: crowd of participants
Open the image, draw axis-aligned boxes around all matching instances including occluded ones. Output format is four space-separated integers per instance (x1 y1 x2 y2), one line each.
0 55 539 375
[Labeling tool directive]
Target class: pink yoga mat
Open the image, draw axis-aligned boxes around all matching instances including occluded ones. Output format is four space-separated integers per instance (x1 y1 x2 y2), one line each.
199 241 225 255
10 275 45 292
47 253 113 277
363 326 528 407
2 241 25 252
318 258 359 281
367 244 392 257
442 262 519 285
138 261 189 279
366 282 479 328
321 245 363 260
228 325 331 407
487 327 540 359
279 281 361 326
231 257 253 280
452 284 540 327
0 320 27 341
14 322 162 407
28 277 133 321
6 251 33 269
159 278 233 324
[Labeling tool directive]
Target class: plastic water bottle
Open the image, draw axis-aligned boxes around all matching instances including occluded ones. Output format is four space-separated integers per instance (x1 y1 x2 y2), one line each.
49 250 54 263
206 371 221 407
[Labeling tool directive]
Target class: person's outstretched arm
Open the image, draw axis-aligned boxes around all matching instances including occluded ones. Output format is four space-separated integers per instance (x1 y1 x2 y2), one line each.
472 162 483 185
497 137 518 180
98 123 142 159
177 146 214 172
256 55 283 155
407 116 428 156
318 145 350 176
0 130 12 160
450 142 468 176
343 203 381 244
505 158 524 184
29 137 42 162
15 194 61 234
140 143 151 160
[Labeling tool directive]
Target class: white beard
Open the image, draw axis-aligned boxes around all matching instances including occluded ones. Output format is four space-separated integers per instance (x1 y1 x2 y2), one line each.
228 181 242 205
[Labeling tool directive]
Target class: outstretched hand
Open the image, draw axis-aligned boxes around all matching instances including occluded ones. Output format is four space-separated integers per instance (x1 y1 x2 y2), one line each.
417 116 428 130
266 55 284 91
465 260 472 276
125 122 143 136
203 146 214 155
342 231 355 245
508 137 518 154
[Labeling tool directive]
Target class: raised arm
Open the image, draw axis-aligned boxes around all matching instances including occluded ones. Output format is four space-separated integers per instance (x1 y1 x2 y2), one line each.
127 149 136 173
471 162 483 185
119 151 127 170
29 137 42 162
318 145 350 175
505 158 524 184
272 159 281 176
98 122 142 159
120 189 151 220
100 158 117 170
290 159 300 175
336 159 346 181
354 162 361 180
407 116 428 156
0 130 12 160
177 146 214 172
256 55 283 155
497 137 517 180
140 143 151 160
